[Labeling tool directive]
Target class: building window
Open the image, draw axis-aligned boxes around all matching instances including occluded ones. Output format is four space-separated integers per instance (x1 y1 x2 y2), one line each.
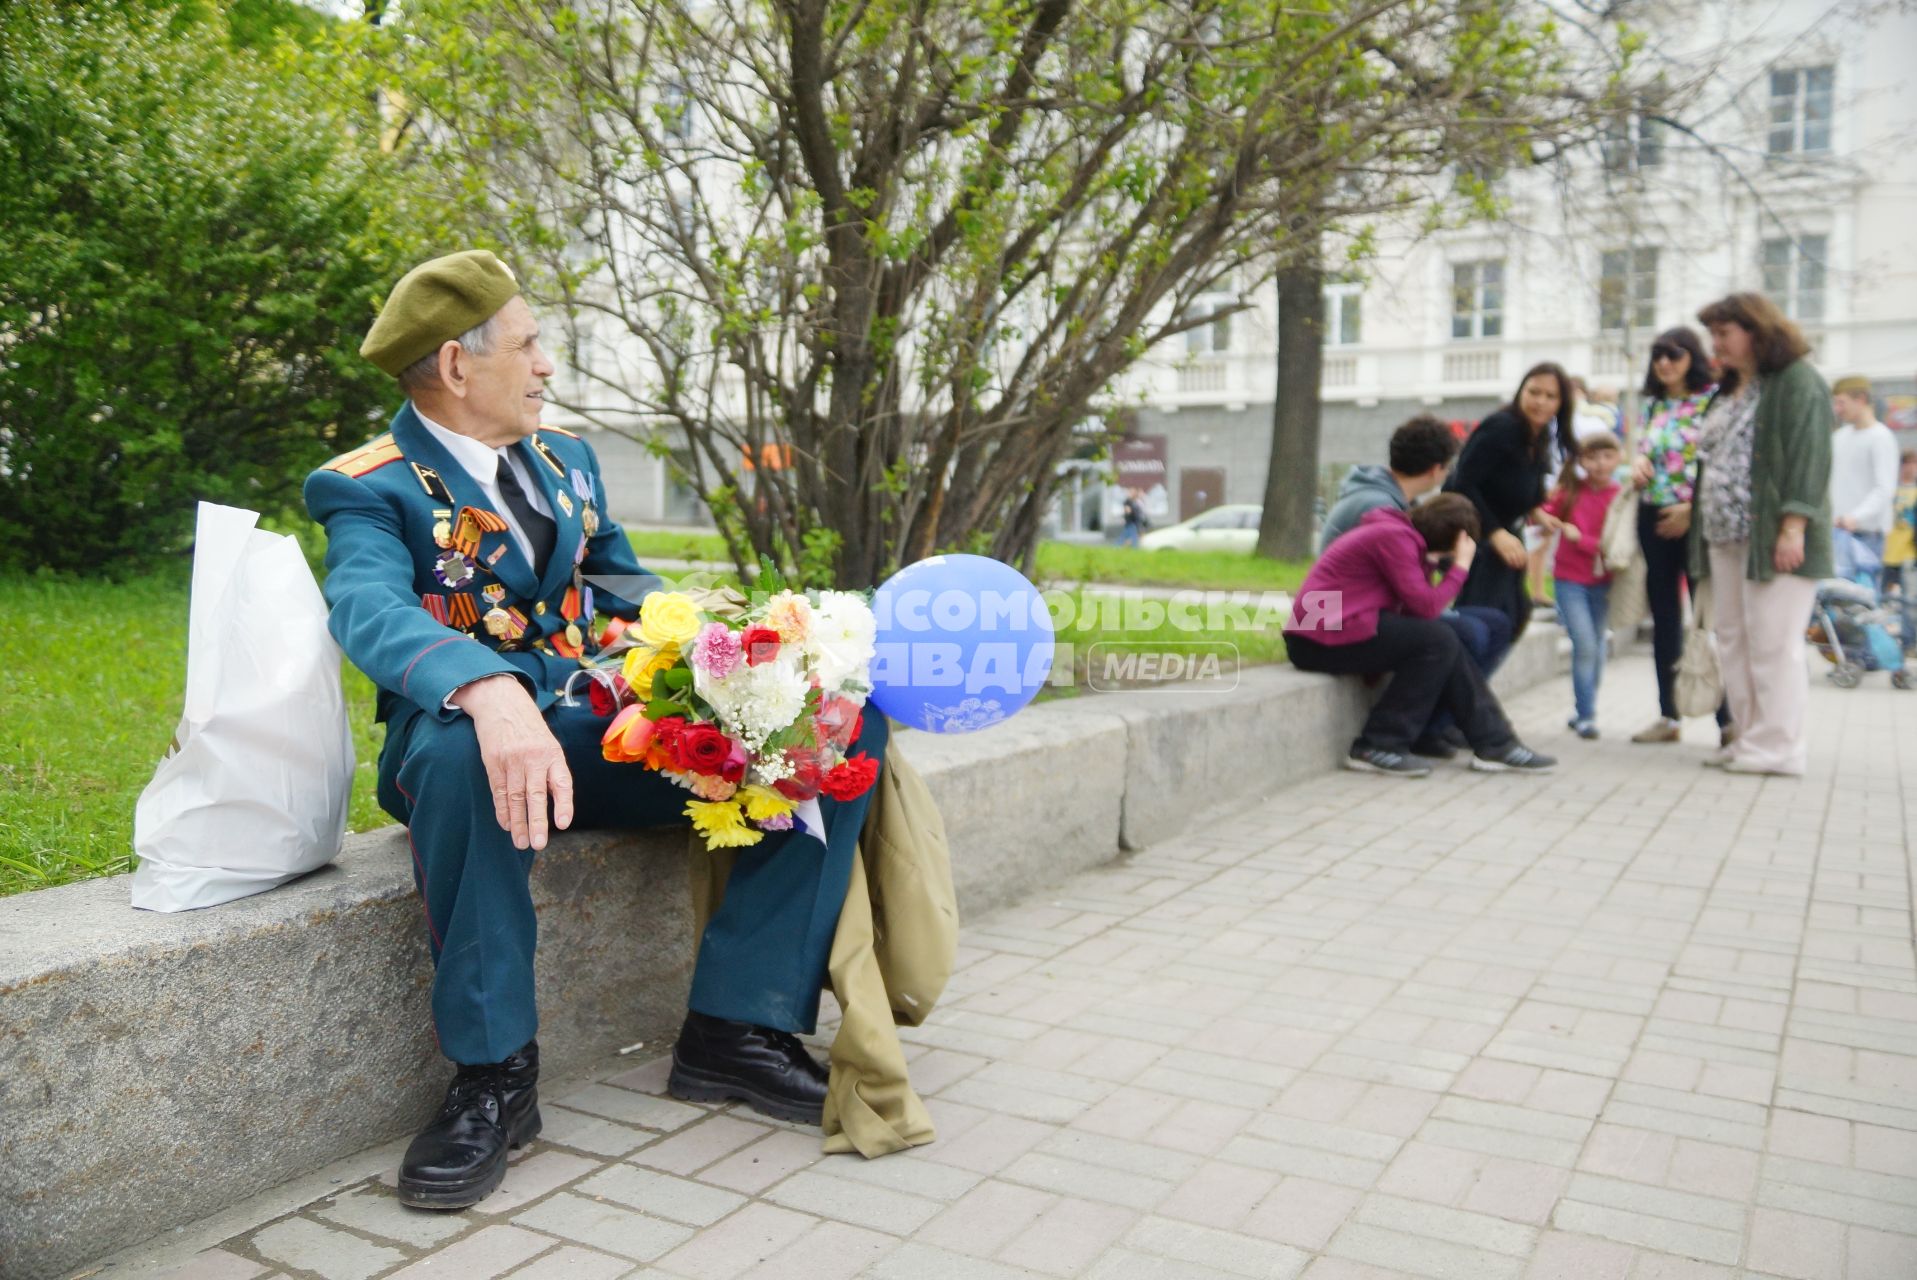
1761 235 1827 321
1602 114 1664 172
1324 278 1363 346
1185 296 1234 355
1599 248 1658 332
1768 66 1833 155
1451 260 1503 340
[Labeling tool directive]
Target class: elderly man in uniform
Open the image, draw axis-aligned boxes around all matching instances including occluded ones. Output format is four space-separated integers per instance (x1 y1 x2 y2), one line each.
306 250 888 1209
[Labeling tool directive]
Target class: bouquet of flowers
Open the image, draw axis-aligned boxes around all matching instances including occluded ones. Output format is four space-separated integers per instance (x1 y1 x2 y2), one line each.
596 583 880 850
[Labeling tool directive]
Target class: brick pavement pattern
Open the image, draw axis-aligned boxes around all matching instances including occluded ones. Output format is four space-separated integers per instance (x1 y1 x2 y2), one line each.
142 654 1917 1280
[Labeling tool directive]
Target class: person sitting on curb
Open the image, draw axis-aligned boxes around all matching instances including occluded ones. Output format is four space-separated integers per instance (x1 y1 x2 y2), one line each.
304 250 891 1211
1320 415 1515 757
1286 493 1557 778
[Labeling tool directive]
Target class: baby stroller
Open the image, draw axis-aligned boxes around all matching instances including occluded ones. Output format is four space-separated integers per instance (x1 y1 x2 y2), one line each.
1808 531 1910 689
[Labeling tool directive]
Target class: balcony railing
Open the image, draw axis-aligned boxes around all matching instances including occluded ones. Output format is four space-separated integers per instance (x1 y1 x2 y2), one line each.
1442 348 1500 383
1591 343 1632 377
1178 357 1229 393
1322 353 1358 388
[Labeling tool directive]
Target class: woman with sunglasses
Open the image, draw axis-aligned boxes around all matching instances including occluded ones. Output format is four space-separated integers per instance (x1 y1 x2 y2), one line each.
1627 327 1731 745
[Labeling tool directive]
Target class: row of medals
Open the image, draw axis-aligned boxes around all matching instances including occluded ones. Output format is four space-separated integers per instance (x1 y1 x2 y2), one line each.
428 496 600 662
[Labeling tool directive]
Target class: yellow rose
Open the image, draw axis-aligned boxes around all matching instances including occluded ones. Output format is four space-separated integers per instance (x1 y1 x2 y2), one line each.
621 643 681 698
685 799 763 848
639 591 704 649
738 784 796 822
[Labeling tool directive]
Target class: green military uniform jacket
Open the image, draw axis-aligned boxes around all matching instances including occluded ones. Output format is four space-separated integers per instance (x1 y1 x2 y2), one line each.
303 401 654 726
1689 358 1835 584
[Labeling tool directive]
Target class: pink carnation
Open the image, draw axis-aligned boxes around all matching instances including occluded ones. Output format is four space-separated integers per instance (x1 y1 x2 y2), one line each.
757 812 795 831
692 621 742 679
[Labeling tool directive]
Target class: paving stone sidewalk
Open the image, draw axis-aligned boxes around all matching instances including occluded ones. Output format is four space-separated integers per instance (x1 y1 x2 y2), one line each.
112 652 1917 1280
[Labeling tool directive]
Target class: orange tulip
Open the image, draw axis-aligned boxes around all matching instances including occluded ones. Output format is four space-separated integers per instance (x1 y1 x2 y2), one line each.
601 704 657 763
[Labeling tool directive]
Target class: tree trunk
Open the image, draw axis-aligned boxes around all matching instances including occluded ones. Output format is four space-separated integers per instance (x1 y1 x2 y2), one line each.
1257 230 1324 561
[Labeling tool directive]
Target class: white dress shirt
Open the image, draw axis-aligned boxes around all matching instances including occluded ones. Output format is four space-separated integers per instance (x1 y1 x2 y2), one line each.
415 407 554 568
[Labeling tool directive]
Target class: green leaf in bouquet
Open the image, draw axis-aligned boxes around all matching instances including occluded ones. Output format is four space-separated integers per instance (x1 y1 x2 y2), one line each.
755 553 787 598
656 666 692 693
645 697 689 720
762 722 807 752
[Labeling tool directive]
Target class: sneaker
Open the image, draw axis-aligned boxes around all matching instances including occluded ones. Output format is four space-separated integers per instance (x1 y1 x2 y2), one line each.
1632 718 1681 744
1410 736 1457 760
1703 746 1738 768
1573 720 1599 740
1472 743 1558 773
1344 745 1432 777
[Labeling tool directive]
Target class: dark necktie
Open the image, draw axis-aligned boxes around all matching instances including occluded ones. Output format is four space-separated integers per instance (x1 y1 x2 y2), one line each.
496 453 557 573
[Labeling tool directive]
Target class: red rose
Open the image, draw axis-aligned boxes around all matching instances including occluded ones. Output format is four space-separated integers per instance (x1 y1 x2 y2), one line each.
672 723 734 776
587 674 630 718
819 752 879 801
741 626 781 666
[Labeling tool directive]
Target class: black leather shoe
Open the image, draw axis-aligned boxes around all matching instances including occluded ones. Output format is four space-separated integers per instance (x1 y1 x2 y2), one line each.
397 1040 542 1210
668 1011 828 1125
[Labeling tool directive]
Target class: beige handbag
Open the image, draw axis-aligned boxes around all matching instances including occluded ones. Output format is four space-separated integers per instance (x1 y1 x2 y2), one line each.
1675 578 1723 718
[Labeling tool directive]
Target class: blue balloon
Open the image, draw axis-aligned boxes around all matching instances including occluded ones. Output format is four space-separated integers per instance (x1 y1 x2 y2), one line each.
868 554 1055 733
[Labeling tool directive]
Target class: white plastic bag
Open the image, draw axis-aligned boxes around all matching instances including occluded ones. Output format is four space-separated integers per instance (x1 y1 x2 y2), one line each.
132 503 354 911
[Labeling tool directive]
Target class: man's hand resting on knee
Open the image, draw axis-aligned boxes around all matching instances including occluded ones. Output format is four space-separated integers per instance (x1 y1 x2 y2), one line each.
450 675 574 851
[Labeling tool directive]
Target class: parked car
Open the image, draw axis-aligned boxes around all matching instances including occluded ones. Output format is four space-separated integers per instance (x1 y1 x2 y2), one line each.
1138 503 1262 551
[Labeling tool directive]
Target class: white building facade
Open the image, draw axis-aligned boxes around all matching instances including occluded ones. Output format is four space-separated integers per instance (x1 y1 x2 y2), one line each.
1116 0 1917 526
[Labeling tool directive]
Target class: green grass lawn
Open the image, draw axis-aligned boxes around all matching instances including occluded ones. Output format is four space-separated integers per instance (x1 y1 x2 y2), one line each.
1034 543 1309 593
1 535 1293 897
628 530 1310 595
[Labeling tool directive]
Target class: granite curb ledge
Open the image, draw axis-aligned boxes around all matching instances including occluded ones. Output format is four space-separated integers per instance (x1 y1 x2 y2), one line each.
0 628 1563 1280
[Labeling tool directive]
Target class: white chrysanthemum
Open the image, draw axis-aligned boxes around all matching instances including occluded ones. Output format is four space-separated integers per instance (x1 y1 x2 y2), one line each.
697 650 809 749
807 590 877 693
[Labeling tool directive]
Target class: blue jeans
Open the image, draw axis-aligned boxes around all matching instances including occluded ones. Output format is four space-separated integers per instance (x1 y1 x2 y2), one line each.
1556 579 1610 722
1443 605 1514 677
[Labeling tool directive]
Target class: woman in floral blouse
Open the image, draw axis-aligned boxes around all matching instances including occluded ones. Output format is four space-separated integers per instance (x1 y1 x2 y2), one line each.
1627 327 1725 743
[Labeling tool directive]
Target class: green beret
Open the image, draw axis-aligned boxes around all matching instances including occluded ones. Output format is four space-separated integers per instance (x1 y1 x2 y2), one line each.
361 250 520 377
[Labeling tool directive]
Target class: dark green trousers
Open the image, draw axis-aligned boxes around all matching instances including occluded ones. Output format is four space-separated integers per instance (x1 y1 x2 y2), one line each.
378 698 889 1065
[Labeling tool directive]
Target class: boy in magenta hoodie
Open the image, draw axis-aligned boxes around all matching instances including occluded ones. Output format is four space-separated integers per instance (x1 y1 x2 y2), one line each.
1286 494 1555 777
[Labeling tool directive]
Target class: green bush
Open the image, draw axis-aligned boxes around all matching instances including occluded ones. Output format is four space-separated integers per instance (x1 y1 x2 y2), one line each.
0 2 435 574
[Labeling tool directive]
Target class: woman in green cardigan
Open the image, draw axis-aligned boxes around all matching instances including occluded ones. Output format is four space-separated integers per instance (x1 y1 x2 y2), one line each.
1689 292 1833 776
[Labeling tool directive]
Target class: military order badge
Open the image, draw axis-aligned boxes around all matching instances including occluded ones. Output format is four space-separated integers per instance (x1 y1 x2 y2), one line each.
433 550 477 589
